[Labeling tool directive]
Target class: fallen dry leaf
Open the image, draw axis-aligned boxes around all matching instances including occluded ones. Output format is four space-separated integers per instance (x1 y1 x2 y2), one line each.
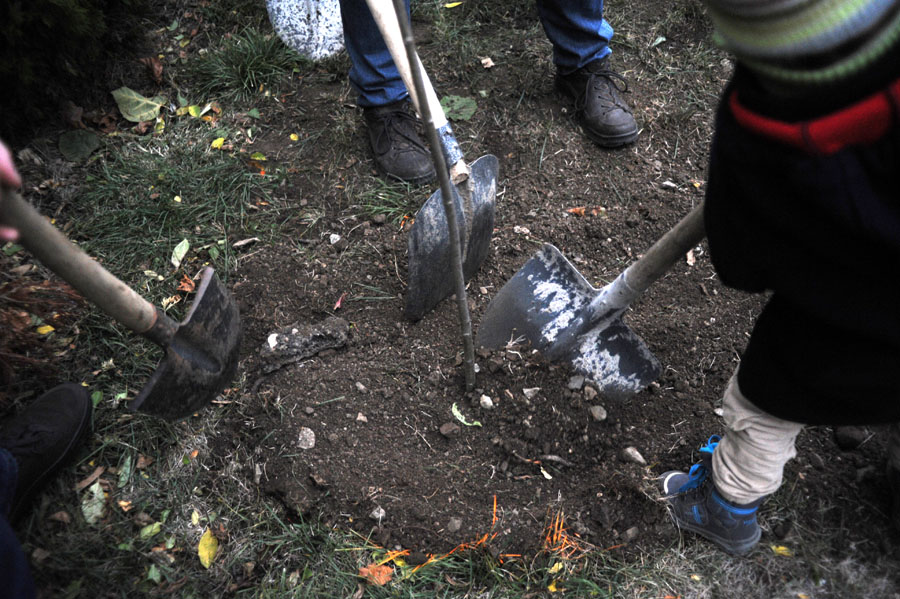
138 56 164 84
48 511 72 524
74 466 105 492
358 563 393 586
567 206 586 216
334 292 348 311
176 274 196 293
480 56 495 68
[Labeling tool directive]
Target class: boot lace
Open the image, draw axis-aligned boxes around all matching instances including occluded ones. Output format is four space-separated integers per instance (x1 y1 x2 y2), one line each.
373 109 428 154
575 65 631 112
678 435 721 492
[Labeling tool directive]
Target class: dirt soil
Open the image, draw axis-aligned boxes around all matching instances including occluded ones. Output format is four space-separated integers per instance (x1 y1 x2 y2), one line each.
206 3 900 567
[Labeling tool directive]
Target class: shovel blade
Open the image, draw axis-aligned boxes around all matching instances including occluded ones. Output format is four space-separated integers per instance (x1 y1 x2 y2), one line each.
405 154 498 320
129 268 241 420
477 244 660 397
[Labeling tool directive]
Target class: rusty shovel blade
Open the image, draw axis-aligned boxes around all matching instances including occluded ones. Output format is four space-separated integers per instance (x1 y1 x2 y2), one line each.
129 267 242 420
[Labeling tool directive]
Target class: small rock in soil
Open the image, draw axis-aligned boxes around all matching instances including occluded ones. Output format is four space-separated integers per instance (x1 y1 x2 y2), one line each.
523 387 540 399
834 426 867 450
584 386 598 401
447 517 463 533
620 446 646 465
568 375 585 390
622 526 639 543
304 406 315 415
589 405 608 422
356 412 368 423
809 453 825 470
479 395 494 410
355 381 368 393
369 506 386 522
439 422 460 438
297 427 316 449
371 213 386 225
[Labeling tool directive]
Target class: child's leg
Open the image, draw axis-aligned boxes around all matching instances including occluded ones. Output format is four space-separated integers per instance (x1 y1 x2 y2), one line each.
660 371 803 554
712 374 804 505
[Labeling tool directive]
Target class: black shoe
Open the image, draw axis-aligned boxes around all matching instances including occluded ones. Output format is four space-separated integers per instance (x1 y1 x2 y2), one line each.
660 435 762 555
363 99 436 184
556 57 639 147
0 383 93 522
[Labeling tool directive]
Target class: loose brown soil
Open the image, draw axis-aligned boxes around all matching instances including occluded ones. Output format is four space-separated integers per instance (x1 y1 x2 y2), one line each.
5 0 900 590
211 3 900 567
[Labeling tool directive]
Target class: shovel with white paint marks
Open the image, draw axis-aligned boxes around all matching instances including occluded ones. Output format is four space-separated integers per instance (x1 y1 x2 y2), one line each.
477 204 705 397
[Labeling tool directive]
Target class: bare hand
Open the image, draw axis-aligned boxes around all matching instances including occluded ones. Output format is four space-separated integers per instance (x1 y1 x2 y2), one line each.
0 140 22 242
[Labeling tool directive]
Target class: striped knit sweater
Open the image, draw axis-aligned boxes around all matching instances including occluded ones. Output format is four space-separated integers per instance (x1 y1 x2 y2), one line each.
703 0 900 85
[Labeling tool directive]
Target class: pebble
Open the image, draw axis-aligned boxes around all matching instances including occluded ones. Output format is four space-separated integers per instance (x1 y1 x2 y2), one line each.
479 395 494 410
304 406 315 415
584 386 598 401
297 427 316 449
589 405 608 422
568 375 585 390
523 387 540 399
622 526 639 543
355 381 368 394
447 517 463 533
620 446 646 465
439 422 460 438
356 412 368 423
369 506 386 522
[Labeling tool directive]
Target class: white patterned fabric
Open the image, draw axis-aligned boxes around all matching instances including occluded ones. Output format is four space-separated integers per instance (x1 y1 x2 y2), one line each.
267 0 344 60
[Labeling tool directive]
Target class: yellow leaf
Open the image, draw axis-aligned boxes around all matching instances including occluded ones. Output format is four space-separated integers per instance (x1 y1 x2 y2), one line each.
797 594 810 599
211 137 225 149
36 325 55 335
173 195 182 203
191 510 200 526
444 1 463 6
198 528 218 568
548 562 563 574
691 574 702 581
289 133 299 141
771 545 793 557
548 580 559 593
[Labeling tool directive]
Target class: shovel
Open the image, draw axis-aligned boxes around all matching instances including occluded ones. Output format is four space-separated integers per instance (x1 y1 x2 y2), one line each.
365 0 499 321
477 203 705 397
1 189 242 420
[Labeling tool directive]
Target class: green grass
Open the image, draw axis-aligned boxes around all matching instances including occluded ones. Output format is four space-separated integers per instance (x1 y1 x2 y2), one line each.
190 27 307 102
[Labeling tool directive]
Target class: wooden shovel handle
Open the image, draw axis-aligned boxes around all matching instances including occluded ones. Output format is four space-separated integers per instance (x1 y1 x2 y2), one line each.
365 0 468 181
1 188 161 335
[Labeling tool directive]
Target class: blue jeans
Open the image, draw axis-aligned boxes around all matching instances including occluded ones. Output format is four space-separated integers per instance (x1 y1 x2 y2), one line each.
0 448 35 599
339 0 612 107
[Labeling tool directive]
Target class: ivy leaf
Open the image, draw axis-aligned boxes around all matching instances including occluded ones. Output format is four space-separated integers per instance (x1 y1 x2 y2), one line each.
111 87 166 123
440 95 477 121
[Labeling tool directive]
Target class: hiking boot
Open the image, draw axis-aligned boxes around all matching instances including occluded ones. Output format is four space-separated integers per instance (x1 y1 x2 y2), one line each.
363 99 436 184
556 57 639 147
660 435 762 555
0 383 93 522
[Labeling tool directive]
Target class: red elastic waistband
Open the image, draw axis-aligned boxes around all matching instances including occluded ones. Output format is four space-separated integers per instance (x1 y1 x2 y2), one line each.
728 77 900 155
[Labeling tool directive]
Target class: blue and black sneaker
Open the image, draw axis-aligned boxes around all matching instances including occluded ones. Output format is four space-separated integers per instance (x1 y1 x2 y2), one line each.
660 435 762 555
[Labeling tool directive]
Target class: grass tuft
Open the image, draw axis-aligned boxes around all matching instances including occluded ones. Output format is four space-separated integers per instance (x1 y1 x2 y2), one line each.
189 28 307 102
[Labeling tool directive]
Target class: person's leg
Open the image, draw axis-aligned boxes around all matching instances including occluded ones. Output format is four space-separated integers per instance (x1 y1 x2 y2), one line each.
536 0 638 147
0 448 36 599
661 373 804 554
338 0 434 183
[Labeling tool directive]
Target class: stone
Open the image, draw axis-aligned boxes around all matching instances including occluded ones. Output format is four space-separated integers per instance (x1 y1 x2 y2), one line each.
439 422 460 438
447 517 463 533
620 446 646 465
369 506 386 522
297 427 316 449
583 386 598 401
479 395 494 410
589 405 608 422
568 375 585 390
523 387 540 399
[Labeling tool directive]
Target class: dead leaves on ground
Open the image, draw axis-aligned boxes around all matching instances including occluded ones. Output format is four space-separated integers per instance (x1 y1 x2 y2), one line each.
358 563 393 586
